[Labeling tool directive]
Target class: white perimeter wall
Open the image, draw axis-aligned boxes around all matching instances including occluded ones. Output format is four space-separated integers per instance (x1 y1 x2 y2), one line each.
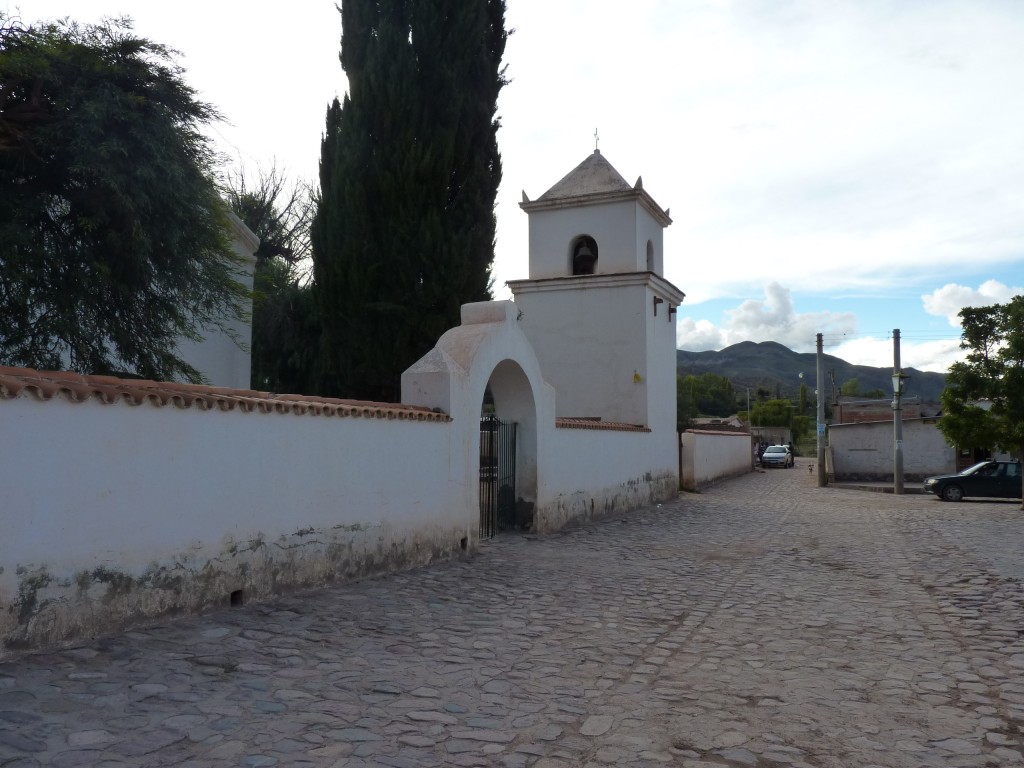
680 430 753 491
0 395 462 654
539 426 677 530
829 419 956 481
3 301 683 656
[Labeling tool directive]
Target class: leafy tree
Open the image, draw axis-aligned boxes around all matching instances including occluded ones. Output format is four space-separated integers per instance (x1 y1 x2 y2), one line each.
748 398 809 447
939 296 1024 504
677 372 737 422
225 165 318 393
840 378 861 396
312 0 508 401
0 15 248 382
750 399 795 427
676 375 698 430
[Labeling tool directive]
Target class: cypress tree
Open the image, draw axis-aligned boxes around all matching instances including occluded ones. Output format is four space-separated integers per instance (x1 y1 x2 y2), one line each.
312 0 508 401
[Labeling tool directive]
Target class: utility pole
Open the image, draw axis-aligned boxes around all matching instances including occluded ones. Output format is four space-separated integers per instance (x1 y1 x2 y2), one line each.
893 329 904 495
816 333 826 487
747 387 753 469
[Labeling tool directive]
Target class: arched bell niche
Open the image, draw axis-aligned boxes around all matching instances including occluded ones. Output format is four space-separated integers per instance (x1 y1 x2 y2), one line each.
570 235 598 276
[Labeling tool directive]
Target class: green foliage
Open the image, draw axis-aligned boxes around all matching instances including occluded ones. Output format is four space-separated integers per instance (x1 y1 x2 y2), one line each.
790 414 811 445
226 166 318 393
750 398 794 427
939 296 1024 468
676 376 697 430
747 398 810 445
677 372 737 428
0 14 248 382
249 261 318 394
840 378 861 396
312 0 508 400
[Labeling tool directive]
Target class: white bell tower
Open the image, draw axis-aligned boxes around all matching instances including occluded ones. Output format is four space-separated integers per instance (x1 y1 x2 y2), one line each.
508 150 685 428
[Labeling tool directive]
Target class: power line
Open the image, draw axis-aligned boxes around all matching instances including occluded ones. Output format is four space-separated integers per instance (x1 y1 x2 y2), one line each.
818 330 962 348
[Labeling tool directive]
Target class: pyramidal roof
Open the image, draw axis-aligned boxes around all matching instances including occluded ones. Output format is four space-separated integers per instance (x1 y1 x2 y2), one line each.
521 149 672 226
537 149 632 201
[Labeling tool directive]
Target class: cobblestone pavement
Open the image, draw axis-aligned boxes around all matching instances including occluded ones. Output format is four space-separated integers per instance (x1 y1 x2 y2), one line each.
3 459 1024 768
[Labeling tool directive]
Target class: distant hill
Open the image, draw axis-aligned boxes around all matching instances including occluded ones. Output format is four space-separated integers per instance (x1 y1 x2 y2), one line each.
676 341 947 403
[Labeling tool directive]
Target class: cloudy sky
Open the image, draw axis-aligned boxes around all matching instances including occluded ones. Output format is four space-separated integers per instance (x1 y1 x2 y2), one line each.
9 0 1024 372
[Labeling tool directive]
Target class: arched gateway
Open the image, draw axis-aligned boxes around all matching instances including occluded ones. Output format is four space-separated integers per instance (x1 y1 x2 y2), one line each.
402 301 552 544
405 149 683 545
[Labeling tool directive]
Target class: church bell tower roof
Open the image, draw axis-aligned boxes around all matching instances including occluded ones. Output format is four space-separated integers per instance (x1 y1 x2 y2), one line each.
520 150 671 227
537 149 632 200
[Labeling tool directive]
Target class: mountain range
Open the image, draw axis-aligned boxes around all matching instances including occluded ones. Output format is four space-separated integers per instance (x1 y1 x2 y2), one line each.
676 341 948 403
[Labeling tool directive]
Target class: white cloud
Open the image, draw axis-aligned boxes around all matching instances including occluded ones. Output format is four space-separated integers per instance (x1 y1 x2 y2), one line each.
831 335 963 374
674 317 725 350
677 282 857 352
494 0 1024 308
922 280 1024 326
675 282 972 371
14 0 1024 369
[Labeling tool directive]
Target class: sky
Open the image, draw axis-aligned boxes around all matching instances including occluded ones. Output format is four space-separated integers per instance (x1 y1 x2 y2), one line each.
8 0 1024 373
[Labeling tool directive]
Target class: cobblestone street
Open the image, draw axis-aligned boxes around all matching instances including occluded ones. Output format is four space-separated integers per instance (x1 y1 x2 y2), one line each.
2 460 1024 767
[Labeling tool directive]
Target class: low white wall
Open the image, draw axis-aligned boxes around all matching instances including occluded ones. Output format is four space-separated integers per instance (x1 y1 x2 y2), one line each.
4 303 685 656
0 392 462 655
680 430 753 491
538 426 677 530
829 418 956 481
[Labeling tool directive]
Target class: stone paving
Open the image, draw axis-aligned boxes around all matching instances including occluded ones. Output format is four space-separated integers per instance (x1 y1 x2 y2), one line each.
3 459 1024 767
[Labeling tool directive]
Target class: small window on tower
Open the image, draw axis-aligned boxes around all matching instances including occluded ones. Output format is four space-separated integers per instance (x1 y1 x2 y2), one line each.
571 236 598 275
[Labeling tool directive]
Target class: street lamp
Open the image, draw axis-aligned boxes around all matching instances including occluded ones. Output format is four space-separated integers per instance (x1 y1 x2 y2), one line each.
892 370 909 494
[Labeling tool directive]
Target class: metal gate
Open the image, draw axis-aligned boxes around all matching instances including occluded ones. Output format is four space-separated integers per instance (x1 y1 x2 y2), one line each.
479 415 516 539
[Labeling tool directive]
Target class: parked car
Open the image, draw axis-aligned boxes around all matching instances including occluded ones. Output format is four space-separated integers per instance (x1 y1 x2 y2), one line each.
923 460 1023 502
760 444 794 468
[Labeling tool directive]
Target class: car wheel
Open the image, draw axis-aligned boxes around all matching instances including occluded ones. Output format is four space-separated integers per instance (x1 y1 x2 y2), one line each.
941 484 964 502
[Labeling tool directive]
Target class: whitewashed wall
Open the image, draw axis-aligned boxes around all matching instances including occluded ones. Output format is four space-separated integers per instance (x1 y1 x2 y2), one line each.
3 301 681 656
525 198 666 277
680 430 753 491
0 391 460 655
829 418 956 481
539 426 677 530
403 301 679 534
173 213 258 389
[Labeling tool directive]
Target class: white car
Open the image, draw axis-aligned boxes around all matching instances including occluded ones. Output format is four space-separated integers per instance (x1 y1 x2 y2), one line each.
760 444 794 468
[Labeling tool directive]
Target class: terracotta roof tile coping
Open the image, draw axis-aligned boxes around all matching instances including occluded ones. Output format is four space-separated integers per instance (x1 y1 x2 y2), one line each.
556 417 650 433
0 366 451 422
